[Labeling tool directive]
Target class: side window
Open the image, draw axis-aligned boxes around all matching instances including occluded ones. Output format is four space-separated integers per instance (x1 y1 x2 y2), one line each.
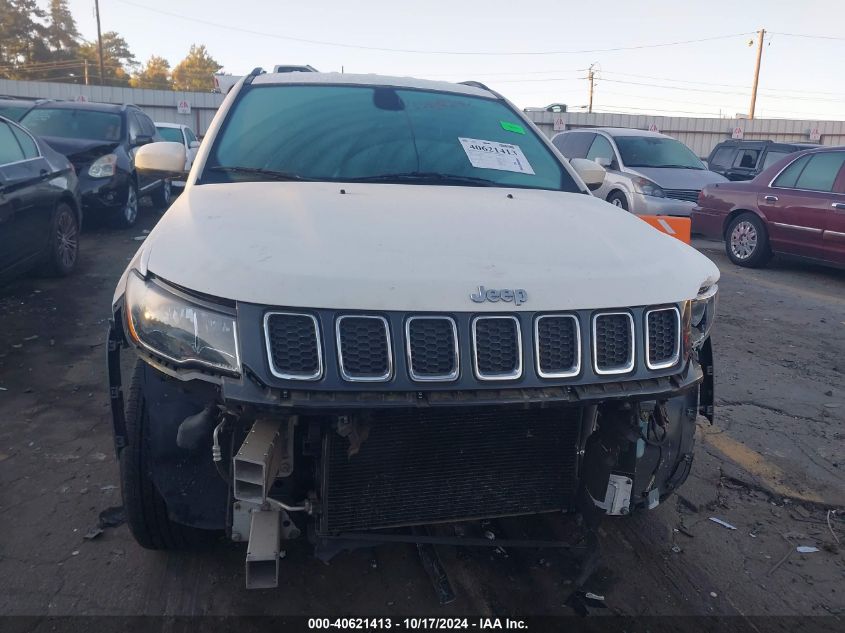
10 125 38 159
185 128 198 144
553 132 594 159
794 152 845 192
586 134 615 164
761 150 790 171
709 147 735 169
0 122 25 164
140 115 157 138
772 154 811 188
733 149 760 169
128 113 142 142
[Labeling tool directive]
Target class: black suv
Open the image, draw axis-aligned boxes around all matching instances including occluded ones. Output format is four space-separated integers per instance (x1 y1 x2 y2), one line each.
19 101 171 227
706 139 818 181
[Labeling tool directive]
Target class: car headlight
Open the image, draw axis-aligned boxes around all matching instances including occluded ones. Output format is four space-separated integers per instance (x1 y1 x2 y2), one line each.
689 284 718 349
89 154 117 178
124 271 240 374
632 177 666 198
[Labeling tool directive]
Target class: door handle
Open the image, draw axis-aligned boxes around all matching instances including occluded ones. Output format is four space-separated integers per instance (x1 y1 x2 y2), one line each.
764 195 779 203
831 202 845 210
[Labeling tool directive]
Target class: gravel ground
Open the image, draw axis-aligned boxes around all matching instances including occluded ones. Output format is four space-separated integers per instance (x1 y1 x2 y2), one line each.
0 208 843 626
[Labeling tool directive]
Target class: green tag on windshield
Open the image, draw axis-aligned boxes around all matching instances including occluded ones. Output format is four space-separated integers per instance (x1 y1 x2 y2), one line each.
500 121 526 134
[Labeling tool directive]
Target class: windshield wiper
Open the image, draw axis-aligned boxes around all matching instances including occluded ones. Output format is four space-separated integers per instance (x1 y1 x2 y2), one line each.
652 164 703 170
208 166 311 181
343 172 497 186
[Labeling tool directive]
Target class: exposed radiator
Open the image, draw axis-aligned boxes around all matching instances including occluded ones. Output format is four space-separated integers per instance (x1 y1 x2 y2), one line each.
320 407 581 533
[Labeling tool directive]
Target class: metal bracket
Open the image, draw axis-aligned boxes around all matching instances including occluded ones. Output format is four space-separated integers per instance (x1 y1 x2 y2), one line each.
597 474 633 516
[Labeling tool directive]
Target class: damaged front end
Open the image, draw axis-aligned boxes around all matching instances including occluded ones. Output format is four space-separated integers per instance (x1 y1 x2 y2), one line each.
108 294 714 588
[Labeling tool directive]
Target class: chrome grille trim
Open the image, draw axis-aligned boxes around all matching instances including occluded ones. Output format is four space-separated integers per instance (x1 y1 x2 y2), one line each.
645 306 681 370
534 314 581 379
405 316 460 382
471 315 523 381
592 311 635 376
263 311 323 381
335 315 393 383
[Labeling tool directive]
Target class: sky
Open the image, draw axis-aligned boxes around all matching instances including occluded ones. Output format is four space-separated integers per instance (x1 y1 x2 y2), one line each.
64 0 845 119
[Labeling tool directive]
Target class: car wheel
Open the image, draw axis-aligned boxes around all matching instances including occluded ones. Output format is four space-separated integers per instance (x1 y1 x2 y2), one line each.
115 181 139 228
725 212 771 268
43 203 79 276
151 179 172 209
607 191 629 211
120 359 220 550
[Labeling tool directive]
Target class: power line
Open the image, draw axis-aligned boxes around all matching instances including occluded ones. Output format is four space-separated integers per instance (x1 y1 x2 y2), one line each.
113 0 753 56
769 31 845 41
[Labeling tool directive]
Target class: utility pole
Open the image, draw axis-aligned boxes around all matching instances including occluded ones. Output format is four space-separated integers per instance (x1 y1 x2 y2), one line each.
749 28 765 119
587 63 596 114
94 0 105 85
84 59 89 86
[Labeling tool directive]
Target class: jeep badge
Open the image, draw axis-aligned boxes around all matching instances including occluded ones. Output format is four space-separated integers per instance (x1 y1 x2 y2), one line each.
470 285 528 306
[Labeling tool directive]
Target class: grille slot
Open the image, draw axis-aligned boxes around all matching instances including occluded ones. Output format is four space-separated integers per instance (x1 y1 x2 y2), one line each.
593 312 635 374
320 407 580 533
336 315 392 382
663 188 700 204
264 312 322 380
535 315 580 378
472 316 522 380
406 317 459 381
646 307 680 369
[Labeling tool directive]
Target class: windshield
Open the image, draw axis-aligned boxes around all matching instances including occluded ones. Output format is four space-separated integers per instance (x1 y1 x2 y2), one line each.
157 126 183 143
201 84 578 192
614 136 704 169
20 108 123 142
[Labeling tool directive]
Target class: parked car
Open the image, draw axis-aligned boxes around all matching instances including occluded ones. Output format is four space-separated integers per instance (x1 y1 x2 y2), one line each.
108 70 719 589
0 97 45 122
213 64 318 94
154 122 200 188
0 115 82 283
707 139 818 182
551 128 727 216
19 101 171 227
692 146 845 268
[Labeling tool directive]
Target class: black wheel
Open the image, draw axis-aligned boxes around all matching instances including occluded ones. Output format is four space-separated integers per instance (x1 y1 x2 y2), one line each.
114 180 139 228
120 360 219 549
607 191 629 211
43 203 79 276
151 179 172 209
725 212 771 268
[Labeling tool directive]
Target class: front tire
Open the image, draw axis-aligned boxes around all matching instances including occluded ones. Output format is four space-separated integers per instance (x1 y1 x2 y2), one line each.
725 212 771 268
43 203 79 276
607 191 629 211
120 360 218 549
115 180 139 228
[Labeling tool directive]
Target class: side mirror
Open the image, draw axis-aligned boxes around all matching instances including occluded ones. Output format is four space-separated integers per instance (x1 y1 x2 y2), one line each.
570 158 606 191
189 140 200 149
594 156 612 168
132 134 153 148
135 142 188 177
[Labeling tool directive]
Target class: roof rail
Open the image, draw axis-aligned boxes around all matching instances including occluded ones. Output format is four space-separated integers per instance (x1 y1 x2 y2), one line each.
244 67 265 85
459 80 491 91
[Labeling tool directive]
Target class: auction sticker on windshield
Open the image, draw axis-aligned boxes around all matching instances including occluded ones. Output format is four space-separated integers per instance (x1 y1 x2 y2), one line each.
459 137 535 175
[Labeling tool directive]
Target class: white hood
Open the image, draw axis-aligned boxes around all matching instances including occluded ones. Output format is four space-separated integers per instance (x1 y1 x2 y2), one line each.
138 182 718 312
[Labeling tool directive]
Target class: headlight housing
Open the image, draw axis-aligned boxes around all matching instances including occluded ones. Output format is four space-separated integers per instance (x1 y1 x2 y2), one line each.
632 176 666 198
689 284 718 349
88 154 117 178
125 272 240 375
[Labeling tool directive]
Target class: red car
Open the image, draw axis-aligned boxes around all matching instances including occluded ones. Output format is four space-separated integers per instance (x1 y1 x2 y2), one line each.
692 146 845 268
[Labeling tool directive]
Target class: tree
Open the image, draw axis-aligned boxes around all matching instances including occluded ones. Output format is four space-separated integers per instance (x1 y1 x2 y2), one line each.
130 55 171 90
37 0 82 83
78 31 138 87
171 44 221 92
0 0 49 79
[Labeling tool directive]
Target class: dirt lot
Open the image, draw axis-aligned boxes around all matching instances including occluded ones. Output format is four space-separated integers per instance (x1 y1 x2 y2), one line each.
0 205 843 626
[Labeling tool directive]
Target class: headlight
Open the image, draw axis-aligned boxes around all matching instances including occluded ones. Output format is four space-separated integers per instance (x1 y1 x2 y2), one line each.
125 272 240 374
88 154 117 178
689 284 718 348
632 176 666 198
